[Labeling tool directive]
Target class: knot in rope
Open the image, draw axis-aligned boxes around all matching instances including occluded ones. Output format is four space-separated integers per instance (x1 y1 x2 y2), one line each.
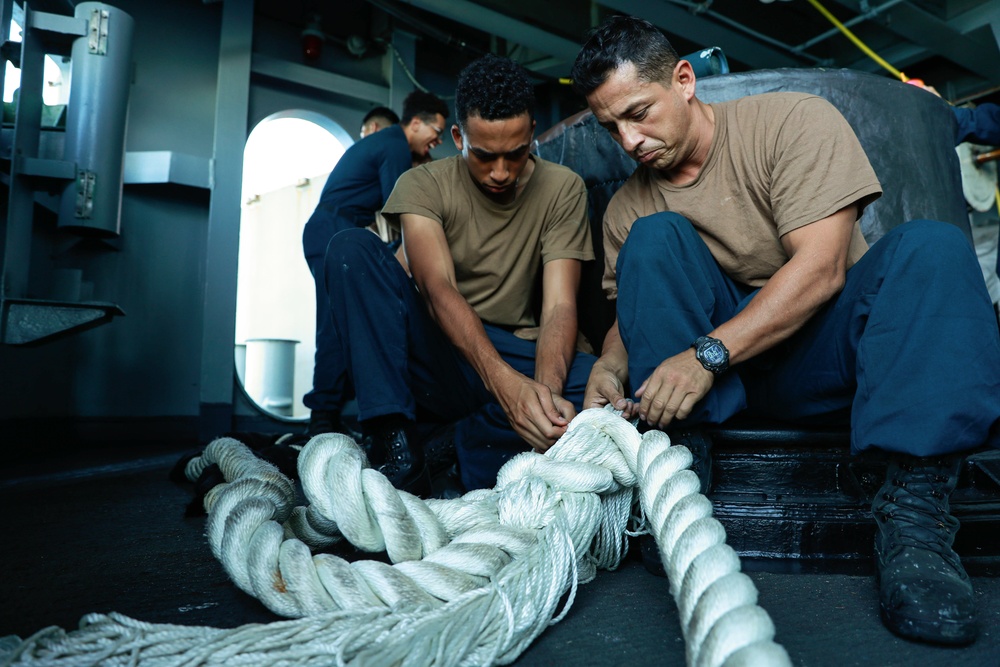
0 408 790 667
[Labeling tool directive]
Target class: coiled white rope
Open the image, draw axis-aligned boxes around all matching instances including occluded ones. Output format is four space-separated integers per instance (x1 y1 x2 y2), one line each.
0 408 790 667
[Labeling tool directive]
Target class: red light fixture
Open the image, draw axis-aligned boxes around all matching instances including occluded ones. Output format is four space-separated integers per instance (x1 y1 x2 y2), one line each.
301 15 324 61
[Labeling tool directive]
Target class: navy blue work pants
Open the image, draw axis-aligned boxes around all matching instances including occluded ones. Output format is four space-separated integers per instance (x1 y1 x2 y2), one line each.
323 228 596 489
302 211 358 413
616 213 1000 456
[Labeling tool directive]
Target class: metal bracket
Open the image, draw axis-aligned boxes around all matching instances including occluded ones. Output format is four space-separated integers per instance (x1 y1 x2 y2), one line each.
87 9 109 55
1 297 125 345
74 169 96 218
17 156 76 180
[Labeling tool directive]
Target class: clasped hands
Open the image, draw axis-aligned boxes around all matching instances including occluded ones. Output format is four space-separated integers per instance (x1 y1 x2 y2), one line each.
584 348 714 430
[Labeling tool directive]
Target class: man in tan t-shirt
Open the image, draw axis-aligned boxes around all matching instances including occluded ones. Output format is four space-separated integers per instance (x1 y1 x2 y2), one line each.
321 54 595 493
571 15 1000 647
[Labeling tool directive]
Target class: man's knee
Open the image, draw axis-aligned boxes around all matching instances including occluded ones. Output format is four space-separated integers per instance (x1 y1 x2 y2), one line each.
619 212 697 266
629 212 694 243
887 219 973 266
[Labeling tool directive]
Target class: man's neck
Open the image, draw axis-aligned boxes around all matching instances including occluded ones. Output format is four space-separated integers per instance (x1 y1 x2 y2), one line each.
515 154 536 197
662 100 715 186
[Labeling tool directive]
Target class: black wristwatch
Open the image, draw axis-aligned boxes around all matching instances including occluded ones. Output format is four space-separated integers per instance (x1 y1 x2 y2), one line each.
693 335 729 375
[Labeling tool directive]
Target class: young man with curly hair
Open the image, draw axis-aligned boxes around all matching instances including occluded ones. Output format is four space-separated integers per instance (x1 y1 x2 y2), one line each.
320 54 596 491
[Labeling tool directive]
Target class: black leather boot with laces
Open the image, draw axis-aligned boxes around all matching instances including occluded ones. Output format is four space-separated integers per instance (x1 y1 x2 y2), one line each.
873 454 977 645
366 415 426 493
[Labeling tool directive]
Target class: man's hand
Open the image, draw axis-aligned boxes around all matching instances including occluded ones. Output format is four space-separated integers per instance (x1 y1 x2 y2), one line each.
584 359 638 419
634 348 714 429
493 368 575 452
583 319 638 420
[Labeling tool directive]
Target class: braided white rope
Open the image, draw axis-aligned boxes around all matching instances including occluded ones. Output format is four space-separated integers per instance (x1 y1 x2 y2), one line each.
0 408 790 667
636 430 791 667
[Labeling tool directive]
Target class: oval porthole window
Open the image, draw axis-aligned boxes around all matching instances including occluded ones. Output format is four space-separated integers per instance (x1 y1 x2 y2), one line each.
235 110 351 420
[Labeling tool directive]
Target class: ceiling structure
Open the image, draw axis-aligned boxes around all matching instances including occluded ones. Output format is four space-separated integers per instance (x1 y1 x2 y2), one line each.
261 0 1000 107
20 1 1000 107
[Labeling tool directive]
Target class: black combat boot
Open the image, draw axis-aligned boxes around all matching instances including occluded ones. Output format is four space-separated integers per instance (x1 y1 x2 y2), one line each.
366 414 426 493
873 454 977 645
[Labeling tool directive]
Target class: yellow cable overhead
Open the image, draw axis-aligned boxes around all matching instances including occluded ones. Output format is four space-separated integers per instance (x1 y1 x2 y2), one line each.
806 0 908 82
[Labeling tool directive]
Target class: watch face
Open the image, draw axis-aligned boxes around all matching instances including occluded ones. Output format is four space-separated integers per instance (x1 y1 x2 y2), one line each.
703 343 726 365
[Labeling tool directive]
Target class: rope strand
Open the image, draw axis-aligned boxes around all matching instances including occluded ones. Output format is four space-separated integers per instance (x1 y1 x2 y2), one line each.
1 408 789 667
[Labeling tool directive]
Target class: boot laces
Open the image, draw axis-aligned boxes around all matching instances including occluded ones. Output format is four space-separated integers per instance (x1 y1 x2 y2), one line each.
387 441 405 461
878 458 962 561
884 513 955 554
378 433 408 462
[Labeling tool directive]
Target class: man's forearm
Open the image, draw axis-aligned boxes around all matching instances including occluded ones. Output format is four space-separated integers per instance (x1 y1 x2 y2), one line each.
598 319 630 379
708 208 856 366
423 283 515 395
582 317 635 414
534 302 577 395
712 254 843 365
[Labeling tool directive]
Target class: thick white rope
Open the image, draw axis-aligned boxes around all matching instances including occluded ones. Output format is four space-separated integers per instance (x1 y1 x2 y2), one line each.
0 408 790 667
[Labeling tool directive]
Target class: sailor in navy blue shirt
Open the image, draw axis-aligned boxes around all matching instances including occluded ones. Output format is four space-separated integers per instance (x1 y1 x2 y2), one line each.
302 91 449 436
302 123 412 260
954 102 1000 146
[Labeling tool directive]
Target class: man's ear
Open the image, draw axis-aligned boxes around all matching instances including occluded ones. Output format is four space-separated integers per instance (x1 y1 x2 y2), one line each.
451 124 464 151
401 117 420 143
674 59 697 100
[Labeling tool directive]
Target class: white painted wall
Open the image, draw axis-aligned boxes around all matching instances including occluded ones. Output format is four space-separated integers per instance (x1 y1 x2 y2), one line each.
235 174 328 419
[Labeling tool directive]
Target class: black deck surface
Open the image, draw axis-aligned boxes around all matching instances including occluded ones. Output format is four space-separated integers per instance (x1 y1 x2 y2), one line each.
1 445 998 667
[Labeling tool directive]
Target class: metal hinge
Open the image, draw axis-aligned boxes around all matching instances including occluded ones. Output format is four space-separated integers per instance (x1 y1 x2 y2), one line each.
88 9 110 55
75 169 96 218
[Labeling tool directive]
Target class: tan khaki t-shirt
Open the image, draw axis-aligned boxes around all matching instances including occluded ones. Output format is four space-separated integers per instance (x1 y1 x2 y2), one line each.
383 154 593 327
602 92 883 298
